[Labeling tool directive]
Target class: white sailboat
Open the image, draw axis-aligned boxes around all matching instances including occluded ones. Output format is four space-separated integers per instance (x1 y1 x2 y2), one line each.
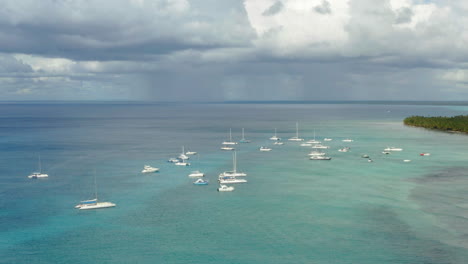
269 128 281 141
178 146 189 160
75 171 116 210
222 128 237 145
239 128 251 143
307 130 321 144
288 122 304 141
28 155 48 179
219 151 247 177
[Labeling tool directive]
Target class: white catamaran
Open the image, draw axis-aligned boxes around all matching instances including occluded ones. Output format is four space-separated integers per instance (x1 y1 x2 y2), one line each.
288 122 304 141
28 155 48 179
75 172 116 210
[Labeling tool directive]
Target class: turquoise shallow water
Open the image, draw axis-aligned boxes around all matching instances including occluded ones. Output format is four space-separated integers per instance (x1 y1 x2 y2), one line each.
0 103 468 263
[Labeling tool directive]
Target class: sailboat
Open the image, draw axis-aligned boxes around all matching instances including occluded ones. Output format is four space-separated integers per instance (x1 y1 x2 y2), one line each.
288 122 304 141
239 128 251 143
28 155 48 179
219 151 247 177
269 128 281 141
306 129 321 144
178 146 189 160
75 171 116 210
222 128 237 145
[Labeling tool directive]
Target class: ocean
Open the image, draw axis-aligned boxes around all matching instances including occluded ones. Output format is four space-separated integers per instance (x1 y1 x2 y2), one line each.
0 102 467 264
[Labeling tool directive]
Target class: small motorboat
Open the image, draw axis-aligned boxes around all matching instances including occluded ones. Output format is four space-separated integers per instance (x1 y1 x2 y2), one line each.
193 178 209 185
141 165 159 173
420 153 431 156
361 154 370 158
188 170 205 177
274 141 284 145
403 159 411 162
259 146 272 152
217 185 234 192
338 147 350 152
310 156 331 160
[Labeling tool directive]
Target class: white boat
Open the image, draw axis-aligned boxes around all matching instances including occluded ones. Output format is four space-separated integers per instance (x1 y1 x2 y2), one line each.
420 153 431 156
300 143 312 147
178 146 189 160
219 151 247 177
239 128 251 143
338 147 350 152
217 185 234 192
274 141 284 145
188 170 205 177
382 151 391 155
310 156 331 160
175 159 190 166
288 122 304 141
312 144 329 149
403 159 412 162
269 128 281 141
222 128 237 145
307 130 321 144
342 139 354 142
186 151 197 155
384 147 403 151
75 172 115 210
219 177 247 184
220 145 235 151
193 178 209 185
28 155 48 179
259 146 272 151
141 165 159 173
308 151 326 156
324 138 333 141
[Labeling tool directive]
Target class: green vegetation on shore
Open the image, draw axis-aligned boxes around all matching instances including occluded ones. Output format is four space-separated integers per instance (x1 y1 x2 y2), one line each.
404 115 468 133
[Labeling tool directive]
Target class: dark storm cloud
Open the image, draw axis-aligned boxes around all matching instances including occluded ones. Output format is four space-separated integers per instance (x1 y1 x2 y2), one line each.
262 1 284 16
314 0 332 15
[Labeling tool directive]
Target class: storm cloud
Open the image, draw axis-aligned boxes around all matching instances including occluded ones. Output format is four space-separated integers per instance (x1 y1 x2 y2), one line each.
1 0 468 101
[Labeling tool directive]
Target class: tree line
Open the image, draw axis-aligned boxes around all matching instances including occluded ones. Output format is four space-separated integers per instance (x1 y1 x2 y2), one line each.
403 115 468 133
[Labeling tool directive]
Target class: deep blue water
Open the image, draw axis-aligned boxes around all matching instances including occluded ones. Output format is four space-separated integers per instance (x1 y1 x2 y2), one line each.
1 102 468 264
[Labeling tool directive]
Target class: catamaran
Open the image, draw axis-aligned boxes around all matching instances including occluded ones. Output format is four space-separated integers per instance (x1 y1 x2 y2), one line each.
270 128 281 141
178 146 189 160
222 128 237 145
75 172 116 210
239 128 251 143
219 151 247 177
28 155 48 179
288 122 304 141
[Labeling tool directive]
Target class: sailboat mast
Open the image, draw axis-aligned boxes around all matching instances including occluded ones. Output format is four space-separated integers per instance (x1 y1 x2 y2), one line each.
242 128 245 140
229 128 232 141
233 151 237 173
296 122 299 138
38 155 41 172
94 169 98 200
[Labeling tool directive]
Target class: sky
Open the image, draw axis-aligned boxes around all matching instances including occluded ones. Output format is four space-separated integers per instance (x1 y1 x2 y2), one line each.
1 0 468 101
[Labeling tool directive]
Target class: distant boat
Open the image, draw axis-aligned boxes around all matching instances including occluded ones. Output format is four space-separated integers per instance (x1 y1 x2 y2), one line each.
75 171 116 210
403 159 412 162
220 145 235 151
288 122 304 141
420 153 431 156
222 128 237 145
175 158 190 166
167 158 180 163
219 177 247 184
186 151 197 155
217 184 234 192
310 156 331 160
259 146 272 152
193 178 209 185
307 130 321 144
188 170 205 177
308 151 326 156
28 155 48 179
312 144 329 149
239 128 251 143
300 143 312 147
384 147 403 151
219 151 247 177
324 138 333 142
382 151 391 155
274 141 284 145
270 128 281 141
361 154 370 158
141 165 159 173
342 139 354 142
338 147 350 152
178 146 189 160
